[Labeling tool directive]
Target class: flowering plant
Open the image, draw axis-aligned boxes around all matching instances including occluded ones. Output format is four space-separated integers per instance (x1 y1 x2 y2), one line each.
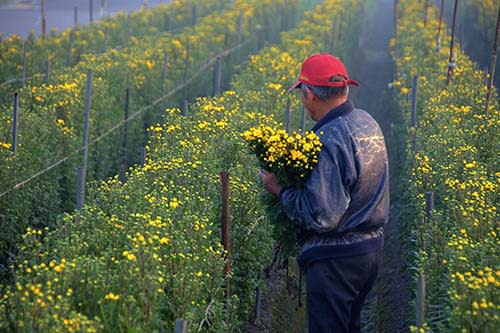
244 124 322 255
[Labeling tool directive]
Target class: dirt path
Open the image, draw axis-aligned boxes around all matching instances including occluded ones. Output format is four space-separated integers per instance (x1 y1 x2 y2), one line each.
350 0 413 331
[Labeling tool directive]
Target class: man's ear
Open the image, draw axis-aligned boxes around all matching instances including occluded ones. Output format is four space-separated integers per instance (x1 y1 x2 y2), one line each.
303 87 314 101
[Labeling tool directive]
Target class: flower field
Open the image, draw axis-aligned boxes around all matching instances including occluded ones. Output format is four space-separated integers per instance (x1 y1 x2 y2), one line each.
0 0 363 331
394 0 499 331
1 0 499 331
0 0 300 281
0 0 222 93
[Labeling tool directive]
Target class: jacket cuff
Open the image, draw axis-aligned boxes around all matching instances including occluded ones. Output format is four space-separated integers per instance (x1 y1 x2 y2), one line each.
278 186 292 202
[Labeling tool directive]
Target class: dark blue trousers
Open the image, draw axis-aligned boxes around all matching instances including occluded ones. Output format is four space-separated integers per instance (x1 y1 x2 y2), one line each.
305 249 382 333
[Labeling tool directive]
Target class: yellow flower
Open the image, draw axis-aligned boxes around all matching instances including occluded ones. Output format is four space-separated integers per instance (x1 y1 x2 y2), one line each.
104 292 120 301
169 198 179 209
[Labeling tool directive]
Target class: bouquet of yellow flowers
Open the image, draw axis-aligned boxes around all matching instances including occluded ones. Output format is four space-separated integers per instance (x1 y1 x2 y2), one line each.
243 124 323 255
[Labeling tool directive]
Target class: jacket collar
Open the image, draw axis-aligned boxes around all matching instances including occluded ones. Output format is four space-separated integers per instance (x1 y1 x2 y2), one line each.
311 100 354 132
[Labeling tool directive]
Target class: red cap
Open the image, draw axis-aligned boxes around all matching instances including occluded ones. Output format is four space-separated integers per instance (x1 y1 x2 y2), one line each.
288 53 359 92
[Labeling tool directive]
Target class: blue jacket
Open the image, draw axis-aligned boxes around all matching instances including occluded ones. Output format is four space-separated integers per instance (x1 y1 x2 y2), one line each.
279 100 389 268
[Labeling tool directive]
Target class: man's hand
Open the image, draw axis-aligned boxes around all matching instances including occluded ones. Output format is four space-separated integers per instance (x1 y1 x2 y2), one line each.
258 169 283 197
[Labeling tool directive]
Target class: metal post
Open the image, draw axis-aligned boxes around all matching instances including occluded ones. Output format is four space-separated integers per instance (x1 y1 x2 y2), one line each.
74 7 78 26
165 14 171 31
237 13 243 44
236 12 243 60
425 191 434 224
213 55 222 96
122 87 130 180
410 75 418 128
460 24 464 53
12 93 19 154
174 320 188 333
393 0 398 77
221 172 231 303
300 105 306 131
337 16 343 48
447 0 459 86
140 147 146 166
411 75 418 152
332 19 338 51
184 40 190 99
285 98 291 133
254 286 262 321
76 166 83 209
44 59 50 84
423 0 429 27
66 29 74 66
436 0 445 50
89 0 93 23
161 52 168 91
77 69 92 210
127 14 131 37
41 0 46 37
484 3 500 126
99 0 105 19
21 41 27 89
182 100 189 116
192 5 197 25
416 273 426 328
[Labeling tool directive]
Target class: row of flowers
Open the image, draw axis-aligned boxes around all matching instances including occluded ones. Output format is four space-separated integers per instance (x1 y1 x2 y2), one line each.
0 0 299 283
0 0 363 331
393 1 499 331
0 0 223 91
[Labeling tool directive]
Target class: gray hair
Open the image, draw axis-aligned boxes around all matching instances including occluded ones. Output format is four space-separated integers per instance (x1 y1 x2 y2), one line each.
301 75 349 101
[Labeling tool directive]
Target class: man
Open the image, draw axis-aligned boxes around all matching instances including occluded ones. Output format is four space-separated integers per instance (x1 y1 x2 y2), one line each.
259 53 389 332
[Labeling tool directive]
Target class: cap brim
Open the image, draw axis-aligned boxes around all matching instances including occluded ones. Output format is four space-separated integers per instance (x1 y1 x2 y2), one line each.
287 80 302 93
347 79 359 86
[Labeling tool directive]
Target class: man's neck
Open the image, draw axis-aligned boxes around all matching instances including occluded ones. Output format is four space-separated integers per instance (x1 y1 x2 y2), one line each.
315 97 348 121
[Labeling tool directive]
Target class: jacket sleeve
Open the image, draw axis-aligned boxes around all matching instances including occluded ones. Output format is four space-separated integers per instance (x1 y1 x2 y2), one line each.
279 144 351 233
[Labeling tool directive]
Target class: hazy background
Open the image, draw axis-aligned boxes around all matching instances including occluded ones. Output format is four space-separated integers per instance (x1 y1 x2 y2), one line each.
0 0 170 38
